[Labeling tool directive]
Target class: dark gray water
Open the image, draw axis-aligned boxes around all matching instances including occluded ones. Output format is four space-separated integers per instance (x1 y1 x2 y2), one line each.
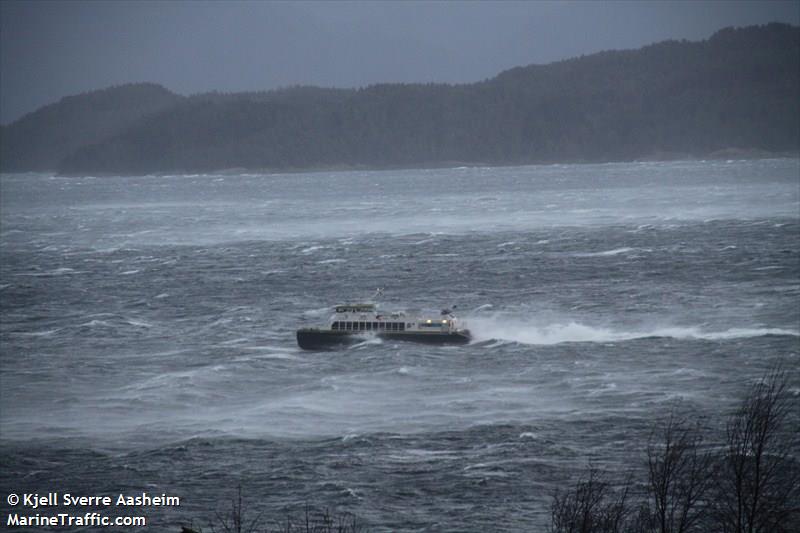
1 159 798 531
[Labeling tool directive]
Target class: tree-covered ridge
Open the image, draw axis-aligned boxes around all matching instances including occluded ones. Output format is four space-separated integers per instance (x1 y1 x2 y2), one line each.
0 83 182 172
2 24 797 175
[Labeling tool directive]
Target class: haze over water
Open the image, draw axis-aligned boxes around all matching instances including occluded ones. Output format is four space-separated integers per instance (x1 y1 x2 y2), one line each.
1 159 798 531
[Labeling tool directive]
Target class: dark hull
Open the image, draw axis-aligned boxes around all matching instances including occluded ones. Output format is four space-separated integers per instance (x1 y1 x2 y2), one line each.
297 328 471 350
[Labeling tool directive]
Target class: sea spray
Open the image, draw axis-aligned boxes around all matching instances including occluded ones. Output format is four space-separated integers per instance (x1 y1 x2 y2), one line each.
466 314 799 346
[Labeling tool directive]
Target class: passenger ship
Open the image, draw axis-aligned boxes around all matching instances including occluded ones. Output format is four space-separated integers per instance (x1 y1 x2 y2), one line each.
296 303 471 350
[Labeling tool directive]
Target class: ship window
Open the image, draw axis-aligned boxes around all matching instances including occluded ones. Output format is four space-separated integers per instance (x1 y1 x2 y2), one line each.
359 321 365 330
378 322 384 329
347 321 353 330
391 323 398 331
366 322 372 331
372 322 378 330
332 322 339 330
400 322 405 331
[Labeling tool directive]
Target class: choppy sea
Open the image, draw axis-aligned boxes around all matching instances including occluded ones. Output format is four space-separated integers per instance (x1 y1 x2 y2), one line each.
1 159 798 531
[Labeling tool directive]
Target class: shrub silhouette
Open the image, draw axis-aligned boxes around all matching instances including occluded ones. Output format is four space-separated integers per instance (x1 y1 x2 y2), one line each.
181 486 365 533
551 366 799 533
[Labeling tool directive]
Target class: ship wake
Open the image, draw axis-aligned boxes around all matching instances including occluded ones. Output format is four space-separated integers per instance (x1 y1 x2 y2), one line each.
467 316 798 346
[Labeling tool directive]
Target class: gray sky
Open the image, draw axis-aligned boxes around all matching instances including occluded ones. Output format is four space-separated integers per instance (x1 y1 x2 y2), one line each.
1 0 798 125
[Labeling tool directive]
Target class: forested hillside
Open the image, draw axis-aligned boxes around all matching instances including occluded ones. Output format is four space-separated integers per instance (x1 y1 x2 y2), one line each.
0 83 182 172
1 24 797 175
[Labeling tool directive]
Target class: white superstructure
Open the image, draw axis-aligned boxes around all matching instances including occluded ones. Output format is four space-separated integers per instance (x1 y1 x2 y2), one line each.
329 303 464 334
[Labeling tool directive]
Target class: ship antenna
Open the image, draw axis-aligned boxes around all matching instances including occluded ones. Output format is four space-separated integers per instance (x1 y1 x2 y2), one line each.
374 287 384 301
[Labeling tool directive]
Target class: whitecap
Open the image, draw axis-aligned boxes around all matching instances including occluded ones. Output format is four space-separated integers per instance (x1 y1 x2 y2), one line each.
16 267 81 277
125 319 152 329
10 328 63 337
575 247 635 257
248 352 299 360
300 245 325 254
588 382 618 396
79 320 113 329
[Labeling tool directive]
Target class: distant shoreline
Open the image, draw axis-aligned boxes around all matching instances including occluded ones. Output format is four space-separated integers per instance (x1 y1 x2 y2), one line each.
48 149 799 178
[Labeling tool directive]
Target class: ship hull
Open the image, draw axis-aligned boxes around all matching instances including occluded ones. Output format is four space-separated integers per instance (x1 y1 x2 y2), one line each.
296 328 471 350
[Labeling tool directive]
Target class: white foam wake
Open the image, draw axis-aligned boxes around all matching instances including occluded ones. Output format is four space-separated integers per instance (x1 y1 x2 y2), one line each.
467 317 799 346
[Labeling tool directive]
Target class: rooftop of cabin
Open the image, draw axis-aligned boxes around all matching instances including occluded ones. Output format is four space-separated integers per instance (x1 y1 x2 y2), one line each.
334 304 376 313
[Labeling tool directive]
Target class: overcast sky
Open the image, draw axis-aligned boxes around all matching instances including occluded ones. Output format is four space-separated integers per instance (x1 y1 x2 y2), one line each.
1 0 798 124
